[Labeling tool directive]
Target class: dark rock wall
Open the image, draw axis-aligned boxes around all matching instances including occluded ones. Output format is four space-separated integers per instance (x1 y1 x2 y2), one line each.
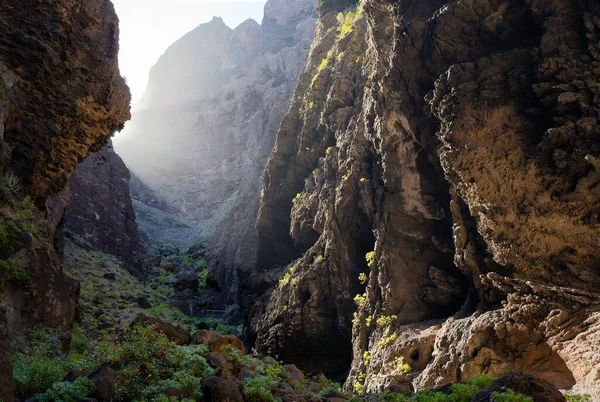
59 142 144 278
249 0 600 396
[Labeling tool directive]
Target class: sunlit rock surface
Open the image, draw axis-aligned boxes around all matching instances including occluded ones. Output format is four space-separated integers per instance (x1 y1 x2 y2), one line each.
116 0 317 312
248 0 600 396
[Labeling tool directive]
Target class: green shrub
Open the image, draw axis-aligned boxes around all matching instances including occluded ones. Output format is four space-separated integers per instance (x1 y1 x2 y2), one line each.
491 390 533 402
565 394 593 402
244 376 279 402
448 383 480 401
32 378 93 402
12 351 69 399
222 344 257 369
411 390 448 402
469 374 494 389
265 362 288 381
375 391 409 402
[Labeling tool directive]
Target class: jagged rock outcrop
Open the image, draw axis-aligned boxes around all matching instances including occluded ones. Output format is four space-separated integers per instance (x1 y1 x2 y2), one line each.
249 0 600 396
116 0 317 311
58 141 145 278
0 0 130 398
0 0 130 202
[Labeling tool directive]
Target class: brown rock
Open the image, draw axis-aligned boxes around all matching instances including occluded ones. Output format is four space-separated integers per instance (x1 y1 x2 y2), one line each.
208 352 232 372
202 376 243 402
131 315 191 345
193 330 245 354
89 366 117 401
64 369 86 382
472 372 566 402
284 364 305 382
249 0 600 396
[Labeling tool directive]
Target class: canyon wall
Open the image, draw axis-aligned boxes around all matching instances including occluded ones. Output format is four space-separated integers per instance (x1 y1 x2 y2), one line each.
0 0 130 399
116 0 317 312
58 141 145 278
248 0 600 396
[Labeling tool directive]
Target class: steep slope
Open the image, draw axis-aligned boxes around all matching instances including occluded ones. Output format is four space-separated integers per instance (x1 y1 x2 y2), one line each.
249 0 600 395
116 0 317 311
0 0 130 399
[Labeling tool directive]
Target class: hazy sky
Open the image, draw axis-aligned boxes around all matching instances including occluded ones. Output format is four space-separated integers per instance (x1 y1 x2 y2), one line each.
113 0 267 104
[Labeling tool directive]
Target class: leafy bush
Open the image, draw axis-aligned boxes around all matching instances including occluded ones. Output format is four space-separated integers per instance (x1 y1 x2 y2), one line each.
375 391 409 402
12 349 69 399
222 344 258 369
244 376 279 402
265 362 288 382
491 390 533 402
32 378 93 402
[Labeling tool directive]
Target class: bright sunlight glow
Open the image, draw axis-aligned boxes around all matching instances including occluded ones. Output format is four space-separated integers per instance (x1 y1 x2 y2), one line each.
113 0 267 104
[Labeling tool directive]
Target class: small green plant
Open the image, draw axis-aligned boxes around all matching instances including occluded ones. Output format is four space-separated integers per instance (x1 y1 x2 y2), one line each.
292 193 302 204
358 272 368 284
366 251 376 268
337 6 363 38
363 351 371 366
354 372 366 394
392 356 411 374
279 267 295 288
376 315 397 327
0 172 21 199
377 328 398 347
354 293 366 308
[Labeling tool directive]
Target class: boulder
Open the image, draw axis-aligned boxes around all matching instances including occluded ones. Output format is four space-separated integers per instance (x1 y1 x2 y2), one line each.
89 366 116 401
64 369 86 382
202 376 243 402
284 364 304 382
131 314 191 345
174 270 199 291
193 330 245 354
472 372 566 402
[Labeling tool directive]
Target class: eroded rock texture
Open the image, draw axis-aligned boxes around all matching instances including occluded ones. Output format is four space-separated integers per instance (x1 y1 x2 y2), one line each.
116 0 317 312
250 0 600 395
0 0 130 202
58 141 145 278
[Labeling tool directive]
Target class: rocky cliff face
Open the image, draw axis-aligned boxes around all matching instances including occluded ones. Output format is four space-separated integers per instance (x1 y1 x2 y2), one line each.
0 0 130 399
116 0 317 311
0 0 130 203
249 0 600 396
58 141 144 278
